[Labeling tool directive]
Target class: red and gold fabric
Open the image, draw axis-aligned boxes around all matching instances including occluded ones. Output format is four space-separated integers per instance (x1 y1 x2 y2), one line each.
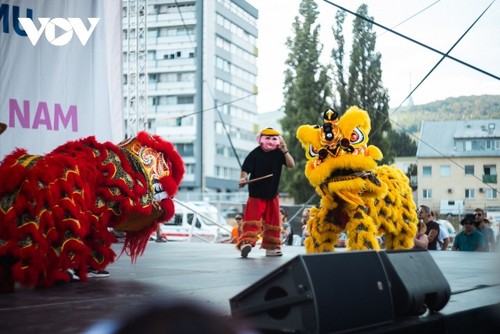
0 132 184 291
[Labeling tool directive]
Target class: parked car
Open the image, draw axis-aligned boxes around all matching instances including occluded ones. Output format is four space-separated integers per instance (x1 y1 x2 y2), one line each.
158 200 231 242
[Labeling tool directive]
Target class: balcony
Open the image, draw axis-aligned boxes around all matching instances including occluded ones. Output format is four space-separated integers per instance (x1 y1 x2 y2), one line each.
483 174 497 183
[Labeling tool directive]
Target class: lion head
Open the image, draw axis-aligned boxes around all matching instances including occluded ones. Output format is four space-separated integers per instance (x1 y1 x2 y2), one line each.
296 106 385 205
118 131 185 228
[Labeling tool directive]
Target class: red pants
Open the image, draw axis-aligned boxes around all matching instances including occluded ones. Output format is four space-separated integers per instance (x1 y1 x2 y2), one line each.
237 196 281 250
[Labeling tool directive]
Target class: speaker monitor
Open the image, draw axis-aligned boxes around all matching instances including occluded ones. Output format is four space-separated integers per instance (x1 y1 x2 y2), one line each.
379 249 451 317
230 251 394 334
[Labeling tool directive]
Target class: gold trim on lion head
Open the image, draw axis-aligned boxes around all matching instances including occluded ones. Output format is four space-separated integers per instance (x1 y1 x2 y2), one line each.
296 106 383 188
119 136 171 202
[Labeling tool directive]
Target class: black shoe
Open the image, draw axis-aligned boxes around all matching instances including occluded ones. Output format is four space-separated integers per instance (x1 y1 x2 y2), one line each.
240 244 251 258
156 238 167 243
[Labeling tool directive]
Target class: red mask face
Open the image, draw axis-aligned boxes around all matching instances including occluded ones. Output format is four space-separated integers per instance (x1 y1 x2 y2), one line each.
259 135 280 152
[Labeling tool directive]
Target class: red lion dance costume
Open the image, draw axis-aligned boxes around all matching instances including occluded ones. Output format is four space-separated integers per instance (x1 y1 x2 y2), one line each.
0 132 184 292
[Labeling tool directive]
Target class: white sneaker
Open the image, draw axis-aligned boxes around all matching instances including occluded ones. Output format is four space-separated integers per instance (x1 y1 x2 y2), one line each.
266 249 283 257
67 269 80 282
87 269 110 278
240 244 252 258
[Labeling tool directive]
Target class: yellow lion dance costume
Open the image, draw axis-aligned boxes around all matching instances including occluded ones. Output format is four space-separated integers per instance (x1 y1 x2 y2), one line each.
296 106 417 253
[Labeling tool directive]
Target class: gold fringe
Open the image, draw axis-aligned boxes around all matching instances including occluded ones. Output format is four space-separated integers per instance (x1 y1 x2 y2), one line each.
237 219 262 248
305 165 418 253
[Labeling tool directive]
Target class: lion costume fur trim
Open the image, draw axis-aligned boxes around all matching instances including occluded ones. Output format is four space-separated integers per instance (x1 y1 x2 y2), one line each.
0 131 184 290
238 219 282 250
297 106 418 253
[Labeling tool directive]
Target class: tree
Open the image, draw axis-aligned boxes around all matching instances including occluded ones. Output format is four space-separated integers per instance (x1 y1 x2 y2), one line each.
280 0 332 203
386 129 417 156
331 4 394 164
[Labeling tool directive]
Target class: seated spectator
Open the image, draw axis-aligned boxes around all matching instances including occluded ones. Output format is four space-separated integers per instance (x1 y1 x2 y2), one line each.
413 220 429 249
280 208 292 245
222 213 243 244
418 205 440 250
452 214 486 252
432 211 450 250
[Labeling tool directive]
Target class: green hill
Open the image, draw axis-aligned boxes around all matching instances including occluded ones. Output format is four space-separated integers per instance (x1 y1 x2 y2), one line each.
389 95 500 136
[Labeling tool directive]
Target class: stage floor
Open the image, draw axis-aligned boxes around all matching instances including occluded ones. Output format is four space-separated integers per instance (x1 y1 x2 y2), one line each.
1 242 500 333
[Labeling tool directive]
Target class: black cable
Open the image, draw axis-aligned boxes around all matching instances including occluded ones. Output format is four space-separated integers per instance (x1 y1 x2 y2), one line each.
205 82 243 169
451 283 500 295
324 0 498 192
323 0 500 81
174 0 249 169
171 92 257 121
372 0 496 137
286 193 318 223
378 0 441 37
174 0 195 47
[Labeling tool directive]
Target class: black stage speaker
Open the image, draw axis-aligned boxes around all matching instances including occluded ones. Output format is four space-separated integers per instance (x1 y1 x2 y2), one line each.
230 251 394 333
379 249 451 317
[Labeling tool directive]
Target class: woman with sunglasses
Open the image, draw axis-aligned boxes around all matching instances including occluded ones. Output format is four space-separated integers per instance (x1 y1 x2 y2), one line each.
222 214 244 244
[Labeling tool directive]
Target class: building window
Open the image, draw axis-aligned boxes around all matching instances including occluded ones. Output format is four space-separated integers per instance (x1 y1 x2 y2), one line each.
465 140 472 151
164 96 177 105
464 165 474 175
422 166 432 176
465 188 475 199
215 144 224 156
486 188 498 199
422 189 432 199
440 165 451 177
148 73 157 83
175 143 194 157
178 95 194 104
484 165 497 176
184 163 195 175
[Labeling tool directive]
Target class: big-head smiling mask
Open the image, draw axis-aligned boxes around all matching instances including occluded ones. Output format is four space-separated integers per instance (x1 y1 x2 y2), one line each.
257 128 281 152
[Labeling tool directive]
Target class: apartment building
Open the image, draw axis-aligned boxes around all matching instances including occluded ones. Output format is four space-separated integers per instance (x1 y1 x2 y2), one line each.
416 119 500 215
123 0 259 199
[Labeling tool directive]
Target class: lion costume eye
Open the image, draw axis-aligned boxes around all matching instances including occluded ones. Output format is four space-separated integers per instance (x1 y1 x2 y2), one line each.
350 127 364 145
308 145 318 158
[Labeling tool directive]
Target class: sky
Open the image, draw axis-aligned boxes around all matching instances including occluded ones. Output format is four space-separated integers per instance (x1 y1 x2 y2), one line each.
246 0 500 112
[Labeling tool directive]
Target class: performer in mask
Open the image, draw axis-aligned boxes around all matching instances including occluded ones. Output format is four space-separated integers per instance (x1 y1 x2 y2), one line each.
237 128 295 258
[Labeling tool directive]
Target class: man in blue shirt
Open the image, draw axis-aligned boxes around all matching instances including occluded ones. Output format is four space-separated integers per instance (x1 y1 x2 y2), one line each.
452 214 486 252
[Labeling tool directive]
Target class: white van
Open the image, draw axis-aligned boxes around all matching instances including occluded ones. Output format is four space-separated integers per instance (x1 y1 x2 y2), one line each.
439 200 464 216
158 200 231 242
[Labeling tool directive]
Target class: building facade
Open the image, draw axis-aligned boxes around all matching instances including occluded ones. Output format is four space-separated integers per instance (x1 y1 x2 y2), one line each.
416 119 500 215
123 0 259 200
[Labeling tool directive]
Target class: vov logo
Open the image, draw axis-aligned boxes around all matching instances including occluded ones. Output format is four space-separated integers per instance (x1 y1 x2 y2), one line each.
18 18 100 46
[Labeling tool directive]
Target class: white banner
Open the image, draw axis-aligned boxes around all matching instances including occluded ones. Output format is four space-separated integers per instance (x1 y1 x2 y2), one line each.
0 0 123 159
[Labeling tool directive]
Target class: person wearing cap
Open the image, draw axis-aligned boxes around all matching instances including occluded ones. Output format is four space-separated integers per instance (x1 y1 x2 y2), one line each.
237 128 295 258
452 214 486 252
